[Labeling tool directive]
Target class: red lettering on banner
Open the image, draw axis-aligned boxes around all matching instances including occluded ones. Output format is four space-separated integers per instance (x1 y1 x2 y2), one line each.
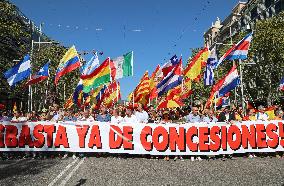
88 125 102 149
199 127 210 152
5 125 18 148
44 125 55 147
123 126 133 150
19 125 34 148
221 126 227 150
241 125 256 149
169 127 185 152
278 122 284 147
153 126 169 151
256 124 267 148
266 124 278 148
227 125 241 150
109 125 123 149
54 126 69 148
0 125 4 147
33 124 45 148
76 125 90 148
140 126 153 151
186 126 198 152
209 126 221 151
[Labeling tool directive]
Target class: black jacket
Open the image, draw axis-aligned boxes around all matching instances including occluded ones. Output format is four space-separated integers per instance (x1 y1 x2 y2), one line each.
218 112 236 122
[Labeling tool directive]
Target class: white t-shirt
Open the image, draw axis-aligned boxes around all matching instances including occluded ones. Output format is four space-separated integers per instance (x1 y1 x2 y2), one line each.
79 116 95 122
111 116 123 124
135 111 149 123
123 115 138 123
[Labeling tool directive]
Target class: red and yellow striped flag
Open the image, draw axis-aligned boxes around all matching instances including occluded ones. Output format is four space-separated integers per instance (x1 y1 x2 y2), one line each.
149 65 160 100
129 71 150 106
184 47 210 81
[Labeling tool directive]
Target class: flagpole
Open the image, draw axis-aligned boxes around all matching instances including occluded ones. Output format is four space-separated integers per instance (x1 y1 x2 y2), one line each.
239 59 245 114
116 81 119 103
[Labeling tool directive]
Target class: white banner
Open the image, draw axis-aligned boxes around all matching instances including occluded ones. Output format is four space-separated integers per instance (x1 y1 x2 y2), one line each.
1 121 284 155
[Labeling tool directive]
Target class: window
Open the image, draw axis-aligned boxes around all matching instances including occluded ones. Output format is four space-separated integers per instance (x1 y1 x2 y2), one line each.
265 0 273 8
275 0 281 14
251 6 258 20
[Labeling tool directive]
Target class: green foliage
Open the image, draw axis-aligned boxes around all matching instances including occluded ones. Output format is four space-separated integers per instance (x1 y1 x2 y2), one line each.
0 0 80 111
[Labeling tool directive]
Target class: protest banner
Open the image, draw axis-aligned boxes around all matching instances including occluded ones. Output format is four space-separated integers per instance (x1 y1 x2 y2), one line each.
1 121 284 155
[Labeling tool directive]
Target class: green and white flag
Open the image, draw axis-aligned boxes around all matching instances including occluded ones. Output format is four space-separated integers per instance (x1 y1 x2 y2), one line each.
112 51 133 79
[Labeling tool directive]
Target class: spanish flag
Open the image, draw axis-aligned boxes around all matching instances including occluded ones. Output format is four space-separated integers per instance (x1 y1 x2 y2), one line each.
184 47 210 81
81 58 111 93
55 46 81 85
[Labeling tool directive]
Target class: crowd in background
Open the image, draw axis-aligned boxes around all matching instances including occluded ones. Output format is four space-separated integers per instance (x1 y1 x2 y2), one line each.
0 100 284 161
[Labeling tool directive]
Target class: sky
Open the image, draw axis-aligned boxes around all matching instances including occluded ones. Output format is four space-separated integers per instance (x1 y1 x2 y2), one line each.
10 0 243 99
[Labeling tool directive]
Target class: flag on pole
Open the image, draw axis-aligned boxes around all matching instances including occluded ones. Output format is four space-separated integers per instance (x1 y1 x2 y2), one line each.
205 65 240 108
131 71 150 105
204 47 217 86
64 95 74 109
25 61 50 86
81 58 111 93
112 51 134 79
101 81 121 107
73 79 84 107
4 54 31 87
55 46 81 85
161 55 179 77
184 48 210 81
215 33 253 68
157 57 183 97
149 65 160 100
81 53 99 76
280 77 284 91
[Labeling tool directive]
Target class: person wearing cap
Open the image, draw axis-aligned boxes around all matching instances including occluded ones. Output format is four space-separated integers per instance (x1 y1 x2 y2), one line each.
123 108 138 123
256 105 269 121
135 104 149 123
185 106 201 123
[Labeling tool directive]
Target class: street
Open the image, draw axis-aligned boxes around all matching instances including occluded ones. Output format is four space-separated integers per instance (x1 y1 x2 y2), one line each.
1 156 284 185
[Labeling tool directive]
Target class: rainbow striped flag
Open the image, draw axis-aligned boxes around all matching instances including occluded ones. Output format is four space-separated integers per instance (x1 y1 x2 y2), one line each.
81 58 111 93
55 46 81 85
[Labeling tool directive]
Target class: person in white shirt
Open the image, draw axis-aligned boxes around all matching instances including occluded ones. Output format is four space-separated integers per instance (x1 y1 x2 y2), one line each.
256 105 269 121
123 109 138 123
185 107 201 123
135 104 149 123
79 109 95 122
202 109 218 123
111 109 123 124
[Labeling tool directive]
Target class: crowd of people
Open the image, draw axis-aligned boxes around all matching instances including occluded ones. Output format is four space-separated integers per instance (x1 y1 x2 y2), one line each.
0 100 284 161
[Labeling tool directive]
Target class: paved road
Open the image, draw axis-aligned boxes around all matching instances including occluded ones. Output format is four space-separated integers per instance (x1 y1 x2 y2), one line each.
1 156 284 185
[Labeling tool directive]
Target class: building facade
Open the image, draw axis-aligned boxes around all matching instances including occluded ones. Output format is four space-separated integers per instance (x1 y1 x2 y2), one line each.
204 0 284 48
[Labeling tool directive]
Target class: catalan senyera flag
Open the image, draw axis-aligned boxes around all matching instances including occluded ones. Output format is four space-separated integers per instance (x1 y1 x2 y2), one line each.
129 71 150 105
184 47 210 81
149 65 160 100
81 58 111 93
135 71 150 103
64 95 74 109
55 46 81 85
